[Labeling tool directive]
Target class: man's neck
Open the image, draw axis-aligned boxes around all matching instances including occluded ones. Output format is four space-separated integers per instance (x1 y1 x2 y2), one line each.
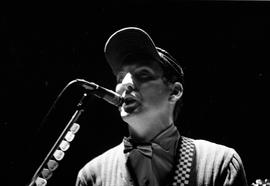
127 116 173 142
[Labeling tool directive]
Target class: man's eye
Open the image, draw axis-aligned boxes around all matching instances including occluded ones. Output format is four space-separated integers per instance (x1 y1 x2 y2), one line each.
135 71 154 80
139 73 150 78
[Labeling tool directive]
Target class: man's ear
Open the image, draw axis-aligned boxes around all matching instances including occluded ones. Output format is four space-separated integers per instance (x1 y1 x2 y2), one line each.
169 82 183 102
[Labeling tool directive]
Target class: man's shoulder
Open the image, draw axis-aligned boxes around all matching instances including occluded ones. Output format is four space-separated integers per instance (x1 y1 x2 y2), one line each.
77 142 126 185
189 137 243 170
88 141 124 166
192 138 237 156
183 138 248 185
77 142 125 180
82 141 125 170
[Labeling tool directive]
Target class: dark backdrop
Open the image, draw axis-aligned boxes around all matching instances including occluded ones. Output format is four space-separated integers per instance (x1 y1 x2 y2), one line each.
1 2 269 186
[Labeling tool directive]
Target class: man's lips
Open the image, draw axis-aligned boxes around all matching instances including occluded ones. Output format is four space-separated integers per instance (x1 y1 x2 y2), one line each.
124 96 139 105
122 96 141 113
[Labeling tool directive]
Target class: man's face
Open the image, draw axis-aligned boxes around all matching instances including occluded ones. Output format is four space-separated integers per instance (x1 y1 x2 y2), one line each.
115 58 172 123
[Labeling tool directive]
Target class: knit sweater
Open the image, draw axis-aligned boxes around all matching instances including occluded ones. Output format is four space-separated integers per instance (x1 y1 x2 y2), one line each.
75 138 248 186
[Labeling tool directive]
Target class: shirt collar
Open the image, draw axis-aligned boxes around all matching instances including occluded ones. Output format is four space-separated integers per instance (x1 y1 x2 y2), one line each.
123 124 181 186
151 124 180 156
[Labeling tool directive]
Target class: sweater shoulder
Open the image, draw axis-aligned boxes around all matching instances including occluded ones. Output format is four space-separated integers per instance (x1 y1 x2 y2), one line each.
83 142 124 171
191 138 246 184
193 139 236 156
193 138 239 168
77 142 125 185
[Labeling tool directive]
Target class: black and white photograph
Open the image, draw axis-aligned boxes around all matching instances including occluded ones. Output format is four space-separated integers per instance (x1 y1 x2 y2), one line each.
1 2 269 186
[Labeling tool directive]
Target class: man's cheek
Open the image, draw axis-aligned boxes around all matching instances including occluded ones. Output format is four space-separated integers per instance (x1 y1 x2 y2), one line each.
144 91 165 105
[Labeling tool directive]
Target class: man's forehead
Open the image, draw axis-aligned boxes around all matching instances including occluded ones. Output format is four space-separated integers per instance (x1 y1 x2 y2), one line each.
119 58 162 72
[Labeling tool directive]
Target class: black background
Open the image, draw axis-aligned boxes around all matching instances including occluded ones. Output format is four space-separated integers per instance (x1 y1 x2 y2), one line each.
1 2 269 186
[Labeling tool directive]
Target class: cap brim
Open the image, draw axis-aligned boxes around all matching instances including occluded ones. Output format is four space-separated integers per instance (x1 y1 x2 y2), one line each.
104 27 160 75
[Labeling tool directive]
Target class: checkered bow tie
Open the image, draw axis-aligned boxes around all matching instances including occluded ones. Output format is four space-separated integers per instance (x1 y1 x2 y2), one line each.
123 137 152 158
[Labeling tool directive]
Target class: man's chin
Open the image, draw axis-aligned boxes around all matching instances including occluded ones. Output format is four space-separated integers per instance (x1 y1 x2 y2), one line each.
120 105 141 118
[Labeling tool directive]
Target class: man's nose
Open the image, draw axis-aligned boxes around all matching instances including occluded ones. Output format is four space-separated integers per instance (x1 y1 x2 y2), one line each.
122 73 133 87
116 73 135 95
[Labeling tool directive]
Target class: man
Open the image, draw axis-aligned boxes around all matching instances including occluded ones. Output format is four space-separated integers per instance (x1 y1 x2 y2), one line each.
75 27 248 186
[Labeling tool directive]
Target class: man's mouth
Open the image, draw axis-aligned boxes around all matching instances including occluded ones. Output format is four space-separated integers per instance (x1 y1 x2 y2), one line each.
122 97 141 113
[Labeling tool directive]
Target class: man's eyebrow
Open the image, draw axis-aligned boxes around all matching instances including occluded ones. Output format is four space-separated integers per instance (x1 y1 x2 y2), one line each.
135 66 157 73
